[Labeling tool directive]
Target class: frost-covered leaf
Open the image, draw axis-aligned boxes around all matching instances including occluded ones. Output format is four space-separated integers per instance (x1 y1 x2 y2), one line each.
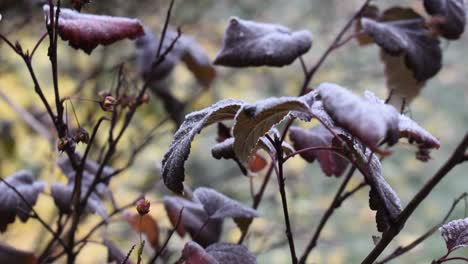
182 241 218 264
0 170 44 232
164 188 259 246
398 113 440 149
182 241 256 264
363 90 440 159
355 5 380 45
233 97 311 163
162 99 244 194
341 139 402 232
125 213 159 249
164 196 222 247
43 5 144 54
103 239 135 264
439 218 468 252
214 17 312 67
289 125 349 177
361 12 442 82
206 242 257 264
424 0 466 39
317 83 399 153
0 242 37 264
193 187 260 219
136 29 216 87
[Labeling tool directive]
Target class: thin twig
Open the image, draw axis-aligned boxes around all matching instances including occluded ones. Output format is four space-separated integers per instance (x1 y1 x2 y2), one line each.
148 207 184 264
274 138 298 263
122 244 136 264
298 166 357 264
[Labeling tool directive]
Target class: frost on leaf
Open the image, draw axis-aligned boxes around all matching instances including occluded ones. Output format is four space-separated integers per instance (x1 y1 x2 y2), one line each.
424 0 466 40
233 96 311 163
0 170 44 232
164 187 259 247
345 141 402 232
206 242 257 264
439 218 468 253
162 99 244 194
363 90 440 159
43 5 144 54
53 155 114 220
289 125 349 177
214 17 312 67
193 187 260 219
317 83 399 154
136 29 216 87
0 242 37 264
164 196 222 247
182 241 257 264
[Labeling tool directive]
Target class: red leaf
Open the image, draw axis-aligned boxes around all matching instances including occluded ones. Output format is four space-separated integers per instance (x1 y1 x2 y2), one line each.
0 242 37 264
43 5 144 54
248 153 267 173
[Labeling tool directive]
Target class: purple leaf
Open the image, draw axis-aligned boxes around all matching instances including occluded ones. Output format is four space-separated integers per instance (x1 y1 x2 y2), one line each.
214 17 312 67
0 170 44 232
164 196 222 247
162 99 244 194
424 0 466 39
43 5 144 54
439 218 468 253
136 29 216 86
361 13 442 82
193 187 260 219
206 242 257 264
54 156 113 220
182 241 257 264
0 242 37 264
103 239 135 264
289 125 349 177
317 83 400 153
182 241 218 264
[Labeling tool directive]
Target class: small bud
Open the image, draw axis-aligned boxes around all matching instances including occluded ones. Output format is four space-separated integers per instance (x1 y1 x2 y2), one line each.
136 198 150 216
15 41 23 54
72 127 90 144
141 92 150 104
57 136 76 153
100 95 117 112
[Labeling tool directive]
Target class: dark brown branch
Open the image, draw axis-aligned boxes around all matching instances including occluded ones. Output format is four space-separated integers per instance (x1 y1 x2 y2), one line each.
148 207 184 264
362 132 468 264
376 192 468 264
299 0 371 95
298 166 357 264
275 138 298 263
